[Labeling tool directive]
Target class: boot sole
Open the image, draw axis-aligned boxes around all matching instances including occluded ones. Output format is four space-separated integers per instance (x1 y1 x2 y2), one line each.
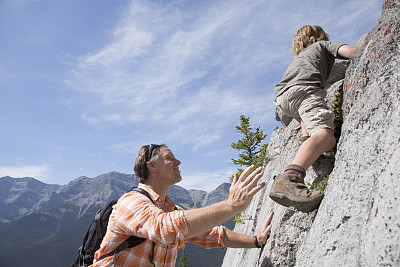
269 191 324 212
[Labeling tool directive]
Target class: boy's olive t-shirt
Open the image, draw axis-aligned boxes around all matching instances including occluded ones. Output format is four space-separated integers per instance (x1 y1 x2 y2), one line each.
274 40 344 98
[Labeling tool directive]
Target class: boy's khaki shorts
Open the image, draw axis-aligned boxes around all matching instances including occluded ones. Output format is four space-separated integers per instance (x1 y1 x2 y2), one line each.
275 85 334 136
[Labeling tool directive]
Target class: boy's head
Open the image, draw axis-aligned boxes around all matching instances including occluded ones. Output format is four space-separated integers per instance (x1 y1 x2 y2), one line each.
292 25 329 57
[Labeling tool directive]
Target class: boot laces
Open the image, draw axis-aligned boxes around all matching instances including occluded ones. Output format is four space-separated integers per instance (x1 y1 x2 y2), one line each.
294 182 308 189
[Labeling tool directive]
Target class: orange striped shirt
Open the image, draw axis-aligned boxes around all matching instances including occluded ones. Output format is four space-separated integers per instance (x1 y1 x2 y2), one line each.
91 184 226 267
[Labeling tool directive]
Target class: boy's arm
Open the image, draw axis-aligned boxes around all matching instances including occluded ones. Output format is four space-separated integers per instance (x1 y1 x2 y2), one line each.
338 45 360 59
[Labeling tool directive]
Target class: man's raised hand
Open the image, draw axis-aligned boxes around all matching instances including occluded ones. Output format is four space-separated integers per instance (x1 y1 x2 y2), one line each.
228 165 265 213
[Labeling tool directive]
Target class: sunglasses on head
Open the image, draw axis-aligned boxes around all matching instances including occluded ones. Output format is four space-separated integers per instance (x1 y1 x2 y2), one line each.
147 144 159 162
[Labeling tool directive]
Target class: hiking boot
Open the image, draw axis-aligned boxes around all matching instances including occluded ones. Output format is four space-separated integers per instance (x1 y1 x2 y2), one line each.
269 173 324 212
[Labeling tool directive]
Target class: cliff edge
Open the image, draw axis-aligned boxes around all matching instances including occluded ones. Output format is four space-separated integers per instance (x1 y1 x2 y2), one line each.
222 1 399 266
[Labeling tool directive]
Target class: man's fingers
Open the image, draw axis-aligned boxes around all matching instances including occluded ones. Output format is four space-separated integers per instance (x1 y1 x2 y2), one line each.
245 168 264 188
232 173 239 185
261 210 273 236
258 210 273 244
238 165 255 182
245 168 265 195
261 209 274 229
257 224 272 245
247 181 266 197
264 224 272 239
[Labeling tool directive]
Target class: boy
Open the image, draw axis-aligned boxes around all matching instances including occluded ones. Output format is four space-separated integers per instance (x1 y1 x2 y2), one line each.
269 25 359 212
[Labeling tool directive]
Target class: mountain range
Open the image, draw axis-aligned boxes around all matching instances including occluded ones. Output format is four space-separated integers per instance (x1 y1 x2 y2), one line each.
0 171 232 267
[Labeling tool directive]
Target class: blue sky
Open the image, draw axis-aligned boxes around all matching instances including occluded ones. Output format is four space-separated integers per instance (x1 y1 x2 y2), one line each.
0 0 383 191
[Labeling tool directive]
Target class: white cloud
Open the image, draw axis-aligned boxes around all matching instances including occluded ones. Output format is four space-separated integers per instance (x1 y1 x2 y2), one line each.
68 0 281 147
0 165 49 181
67 0 383 152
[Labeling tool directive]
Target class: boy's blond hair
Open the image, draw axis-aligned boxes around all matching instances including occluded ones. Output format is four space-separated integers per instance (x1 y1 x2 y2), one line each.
292 25 329 57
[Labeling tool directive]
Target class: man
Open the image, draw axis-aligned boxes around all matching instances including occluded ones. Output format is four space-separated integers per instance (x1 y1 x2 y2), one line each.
92 144 274 266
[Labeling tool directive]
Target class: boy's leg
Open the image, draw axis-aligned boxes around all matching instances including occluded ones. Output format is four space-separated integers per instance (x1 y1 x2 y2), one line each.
270 86 335 212
291 128 336 170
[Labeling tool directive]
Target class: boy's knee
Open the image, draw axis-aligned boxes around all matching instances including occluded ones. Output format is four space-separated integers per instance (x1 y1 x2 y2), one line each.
329 134 336 148
325 129 336 147
312 128 336 146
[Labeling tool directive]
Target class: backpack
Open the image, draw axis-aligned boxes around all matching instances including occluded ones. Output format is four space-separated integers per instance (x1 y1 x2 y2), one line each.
71 187 154 267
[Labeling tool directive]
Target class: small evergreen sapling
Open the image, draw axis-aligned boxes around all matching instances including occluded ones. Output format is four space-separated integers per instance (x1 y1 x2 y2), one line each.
230 115 270 224
178 248 189 267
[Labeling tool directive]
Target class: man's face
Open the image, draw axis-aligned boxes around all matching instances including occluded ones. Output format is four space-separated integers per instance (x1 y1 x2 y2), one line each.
154 147 182 185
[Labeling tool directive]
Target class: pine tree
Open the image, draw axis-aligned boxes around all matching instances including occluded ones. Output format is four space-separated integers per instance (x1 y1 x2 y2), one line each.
179 248 189 267
230 115 270 224
230 115 270 181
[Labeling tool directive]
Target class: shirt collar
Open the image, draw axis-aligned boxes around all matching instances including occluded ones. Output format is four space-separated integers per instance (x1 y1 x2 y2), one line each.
138 183 176 210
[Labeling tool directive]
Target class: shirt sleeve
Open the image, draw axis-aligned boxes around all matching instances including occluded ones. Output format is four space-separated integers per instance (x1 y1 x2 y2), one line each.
111 192 189 247
323 40 345 57
187 225 227 250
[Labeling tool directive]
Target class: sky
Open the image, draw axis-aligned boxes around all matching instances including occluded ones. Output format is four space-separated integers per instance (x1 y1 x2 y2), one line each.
0 0 384 192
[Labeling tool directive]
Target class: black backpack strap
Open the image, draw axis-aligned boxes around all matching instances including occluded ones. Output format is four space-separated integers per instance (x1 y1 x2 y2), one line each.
94 210 102 239
97 187 157 263
134 187 178 266
131 187 155 204
149 241 156 267
98 236 146 261
70 245 86 267
97 186 178 265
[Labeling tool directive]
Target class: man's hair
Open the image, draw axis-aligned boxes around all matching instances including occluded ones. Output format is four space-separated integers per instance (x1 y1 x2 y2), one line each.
292 25 329 57
134 144 168 183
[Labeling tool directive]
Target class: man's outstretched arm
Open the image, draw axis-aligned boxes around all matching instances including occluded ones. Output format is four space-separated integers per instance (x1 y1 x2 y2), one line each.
184 166 265 238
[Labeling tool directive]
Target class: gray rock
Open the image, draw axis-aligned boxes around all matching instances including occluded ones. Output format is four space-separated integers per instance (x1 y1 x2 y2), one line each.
222 1 400 266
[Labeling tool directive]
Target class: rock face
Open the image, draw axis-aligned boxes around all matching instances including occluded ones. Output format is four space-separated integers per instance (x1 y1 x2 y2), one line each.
222 1 400 266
